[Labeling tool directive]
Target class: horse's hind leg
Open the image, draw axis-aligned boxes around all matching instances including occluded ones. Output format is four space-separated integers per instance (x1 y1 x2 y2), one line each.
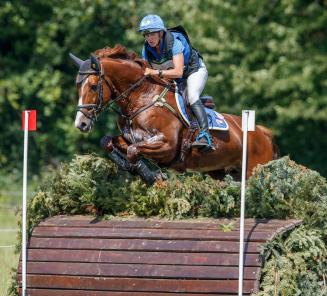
208 170 226 181
208 169 241 181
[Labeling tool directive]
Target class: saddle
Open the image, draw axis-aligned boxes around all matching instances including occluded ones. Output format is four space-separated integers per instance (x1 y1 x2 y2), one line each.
174 87 229 131
173 89 229 161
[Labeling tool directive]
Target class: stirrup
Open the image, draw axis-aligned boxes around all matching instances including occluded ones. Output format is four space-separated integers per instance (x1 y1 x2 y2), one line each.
192 131 214 150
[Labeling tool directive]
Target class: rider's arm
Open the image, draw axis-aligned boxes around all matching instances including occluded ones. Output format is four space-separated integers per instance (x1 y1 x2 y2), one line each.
144 54 184 78
159 53 184 78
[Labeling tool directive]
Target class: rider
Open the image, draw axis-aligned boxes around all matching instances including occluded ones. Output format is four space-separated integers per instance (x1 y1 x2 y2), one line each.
138 14 213 151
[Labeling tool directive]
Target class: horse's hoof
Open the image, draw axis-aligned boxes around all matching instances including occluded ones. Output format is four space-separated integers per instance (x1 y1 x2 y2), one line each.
155 171 168 181
100 136 113 151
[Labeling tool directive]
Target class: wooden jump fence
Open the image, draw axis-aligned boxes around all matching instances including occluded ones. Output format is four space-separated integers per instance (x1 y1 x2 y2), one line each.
18 215 301 296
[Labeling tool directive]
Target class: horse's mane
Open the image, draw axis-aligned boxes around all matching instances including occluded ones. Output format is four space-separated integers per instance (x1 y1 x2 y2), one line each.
95 44 137 60
95 44 146 69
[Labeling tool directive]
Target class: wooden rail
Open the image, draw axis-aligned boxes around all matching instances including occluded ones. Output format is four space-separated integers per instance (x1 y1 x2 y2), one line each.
18 215 301 296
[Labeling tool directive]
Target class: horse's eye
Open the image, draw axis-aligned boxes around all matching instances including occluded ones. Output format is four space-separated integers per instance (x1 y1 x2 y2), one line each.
90 85 97 92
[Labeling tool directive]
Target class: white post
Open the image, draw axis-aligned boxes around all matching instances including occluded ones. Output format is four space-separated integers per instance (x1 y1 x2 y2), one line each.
238 110 255 296
22 111 29 296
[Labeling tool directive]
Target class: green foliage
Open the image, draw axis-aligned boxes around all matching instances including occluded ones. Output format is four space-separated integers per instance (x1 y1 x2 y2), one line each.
247 156 327 228
19 155 242 224
25 154 131 231
248 156 327 295
255 226 327 296
129 173 240 219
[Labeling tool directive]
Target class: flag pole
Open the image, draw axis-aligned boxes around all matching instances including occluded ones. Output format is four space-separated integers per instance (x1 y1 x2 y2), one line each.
22 110 29 296
238 110 255 296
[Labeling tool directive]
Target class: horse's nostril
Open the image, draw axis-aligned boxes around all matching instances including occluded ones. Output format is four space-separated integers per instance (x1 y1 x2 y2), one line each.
80 122 88 130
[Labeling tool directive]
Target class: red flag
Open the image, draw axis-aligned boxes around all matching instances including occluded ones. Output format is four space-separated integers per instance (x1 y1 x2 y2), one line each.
22 110 37 131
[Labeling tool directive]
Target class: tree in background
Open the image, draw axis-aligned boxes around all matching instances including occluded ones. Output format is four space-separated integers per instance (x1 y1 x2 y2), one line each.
0 0 326 176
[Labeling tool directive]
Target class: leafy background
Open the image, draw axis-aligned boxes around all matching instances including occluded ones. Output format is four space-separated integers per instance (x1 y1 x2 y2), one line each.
1 0 327 176
1 1 327 294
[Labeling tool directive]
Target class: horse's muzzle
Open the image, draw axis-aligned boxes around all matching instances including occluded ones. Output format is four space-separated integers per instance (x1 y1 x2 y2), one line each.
76 121 93 133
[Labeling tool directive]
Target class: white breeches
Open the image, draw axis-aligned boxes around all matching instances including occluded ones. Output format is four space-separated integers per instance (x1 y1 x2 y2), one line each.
186 59 208 105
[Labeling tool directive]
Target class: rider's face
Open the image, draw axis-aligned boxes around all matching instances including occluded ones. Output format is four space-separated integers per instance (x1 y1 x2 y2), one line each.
144 32 162 47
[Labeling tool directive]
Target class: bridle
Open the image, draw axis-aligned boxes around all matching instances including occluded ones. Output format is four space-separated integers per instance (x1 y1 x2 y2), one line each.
76 57 177 128
76 66 147 123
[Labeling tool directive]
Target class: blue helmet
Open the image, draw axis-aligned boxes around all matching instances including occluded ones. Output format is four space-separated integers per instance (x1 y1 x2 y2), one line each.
139 14 166 33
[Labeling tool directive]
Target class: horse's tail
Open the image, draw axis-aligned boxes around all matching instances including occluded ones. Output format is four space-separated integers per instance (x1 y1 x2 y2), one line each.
258 125 280 159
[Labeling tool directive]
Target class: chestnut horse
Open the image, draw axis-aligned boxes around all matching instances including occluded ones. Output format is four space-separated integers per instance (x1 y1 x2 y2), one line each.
70 45 277 184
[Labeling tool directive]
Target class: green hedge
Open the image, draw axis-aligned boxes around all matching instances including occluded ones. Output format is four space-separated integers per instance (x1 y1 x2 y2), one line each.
8 155 327 295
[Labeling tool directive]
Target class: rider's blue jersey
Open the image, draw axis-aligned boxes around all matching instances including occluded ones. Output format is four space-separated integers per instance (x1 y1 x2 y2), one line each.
142 32 191 66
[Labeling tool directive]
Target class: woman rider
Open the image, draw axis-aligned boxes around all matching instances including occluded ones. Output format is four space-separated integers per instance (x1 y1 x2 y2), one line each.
139 14 213 151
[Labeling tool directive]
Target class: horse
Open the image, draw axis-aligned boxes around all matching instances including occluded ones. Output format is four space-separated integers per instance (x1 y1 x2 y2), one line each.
70 45 278 184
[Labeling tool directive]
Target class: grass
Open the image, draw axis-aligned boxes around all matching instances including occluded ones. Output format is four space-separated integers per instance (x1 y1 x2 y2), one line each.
0 207 19 296
0 169 38 296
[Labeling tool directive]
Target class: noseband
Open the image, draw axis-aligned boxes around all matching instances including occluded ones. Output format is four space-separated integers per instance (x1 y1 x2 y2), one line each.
76 67 147 123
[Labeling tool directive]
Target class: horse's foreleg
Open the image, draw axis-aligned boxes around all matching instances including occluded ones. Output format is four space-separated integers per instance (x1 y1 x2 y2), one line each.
101 135 129 154
101 135 134 172
101 135 166 185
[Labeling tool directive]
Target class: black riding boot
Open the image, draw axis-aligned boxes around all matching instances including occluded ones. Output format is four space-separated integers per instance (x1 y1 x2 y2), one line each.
190 100 214 151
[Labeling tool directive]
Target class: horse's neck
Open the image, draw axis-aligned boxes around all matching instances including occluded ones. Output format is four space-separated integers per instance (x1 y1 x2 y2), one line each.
103 59 160 111
103 59 140 90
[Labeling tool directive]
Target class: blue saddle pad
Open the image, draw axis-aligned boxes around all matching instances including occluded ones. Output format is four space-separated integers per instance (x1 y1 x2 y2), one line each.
175 89 229 131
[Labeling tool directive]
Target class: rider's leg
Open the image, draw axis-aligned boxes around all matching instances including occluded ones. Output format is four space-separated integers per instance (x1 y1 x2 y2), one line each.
187 60 213 150
190 100 213 149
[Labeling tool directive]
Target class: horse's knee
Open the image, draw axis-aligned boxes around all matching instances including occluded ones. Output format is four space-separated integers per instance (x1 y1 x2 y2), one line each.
127 145 139 163
100 135 114 152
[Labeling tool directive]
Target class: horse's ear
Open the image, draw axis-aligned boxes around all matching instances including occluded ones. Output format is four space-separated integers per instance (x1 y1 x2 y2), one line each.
69 53 84 68
90 53 100 72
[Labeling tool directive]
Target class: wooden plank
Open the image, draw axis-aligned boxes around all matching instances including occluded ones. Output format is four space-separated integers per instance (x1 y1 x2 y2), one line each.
29 237 261 253
19 262 259 279
39 216 300 232
22 288 242 296
39 216 301 231
25 249 261 266
32 226 274 241
19 275 256 294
